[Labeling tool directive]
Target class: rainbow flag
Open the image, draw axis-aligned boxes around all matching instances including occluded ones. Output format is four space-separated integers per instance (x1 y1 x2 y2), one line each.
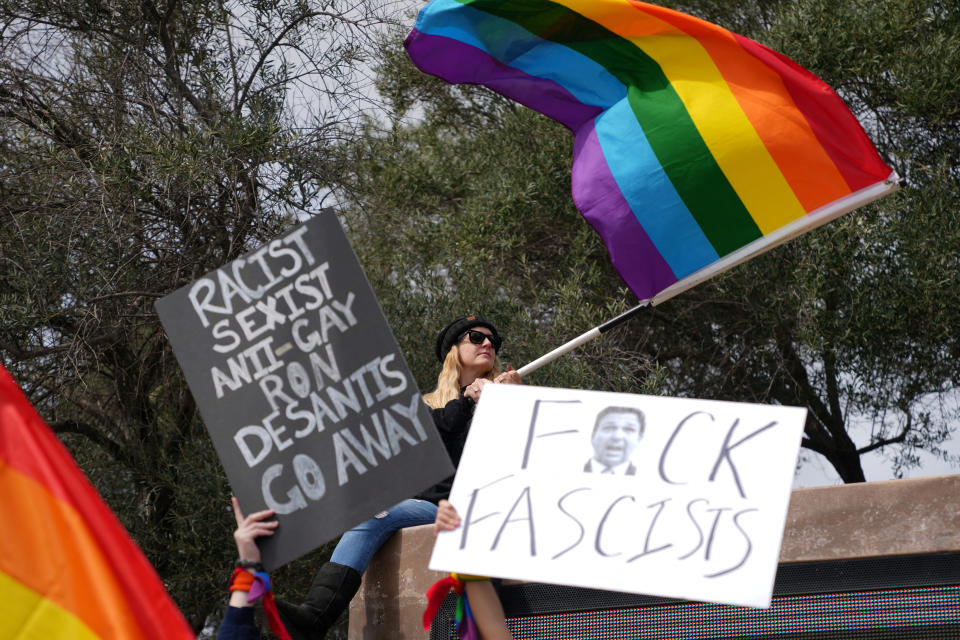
405 0 898 302
0 363 194 639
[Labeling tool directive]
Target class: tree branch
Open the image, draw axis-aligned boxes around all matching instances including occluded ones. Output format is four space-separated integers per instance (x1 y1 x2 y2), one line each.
49 419 126 462
141 0 209 118
236 10 355 113
821 292 847 424
857 413 912 456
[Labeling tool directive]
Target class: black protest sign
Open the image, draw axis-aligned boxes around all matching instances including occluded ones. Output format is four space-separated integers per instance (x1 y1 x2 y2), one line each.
156 212 453 569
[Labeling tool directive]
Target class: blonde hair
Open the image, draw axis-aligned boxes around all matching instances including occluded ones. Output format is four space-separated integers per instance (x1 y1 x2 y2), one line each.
423 344 501 409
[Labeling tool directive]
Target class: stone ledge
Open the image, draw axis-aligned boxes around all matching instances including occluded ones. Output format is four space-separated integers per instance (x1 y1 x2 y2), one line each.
348 474 960 639
779 474 960 562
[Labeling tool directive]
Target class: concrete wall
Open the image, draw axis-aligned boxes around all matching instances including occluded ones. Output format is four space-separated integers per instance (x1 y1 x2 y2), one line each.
348 474 960 639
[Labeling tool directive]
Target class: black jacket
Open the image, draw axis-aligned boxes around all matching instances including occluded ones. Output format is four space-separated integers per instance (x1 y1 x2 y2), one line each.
414 392 475 504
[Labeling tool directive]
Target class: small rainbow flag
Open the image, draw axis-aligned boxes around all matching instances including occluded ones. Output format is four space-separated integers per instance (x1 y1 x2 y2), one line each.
405 0 898 302
0 363 194 639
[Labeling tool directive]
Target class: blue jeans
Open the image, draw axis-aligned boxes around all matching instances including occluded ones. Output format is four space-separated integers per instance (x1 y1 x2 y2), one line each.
330 498 438 573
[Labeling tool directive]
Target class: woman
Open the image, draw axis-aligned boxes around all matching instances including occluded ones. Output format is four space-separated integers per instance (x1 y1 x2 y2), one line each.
277 314 520 640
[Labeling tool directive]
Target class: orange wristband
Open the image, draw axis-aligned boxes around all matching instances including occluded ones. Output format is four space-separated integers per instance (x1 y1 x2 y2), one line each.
229 568 255 592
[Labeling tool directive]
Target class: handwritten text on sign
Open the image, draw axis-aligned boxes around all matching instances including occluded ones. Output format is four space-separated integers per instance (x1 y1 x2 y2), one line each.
429 385 805 608
157 213 453 569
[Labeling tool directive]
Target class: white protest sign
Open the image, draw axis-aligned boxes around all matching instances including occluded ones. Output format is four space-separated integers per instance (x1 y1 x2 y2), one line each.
429 384 806 608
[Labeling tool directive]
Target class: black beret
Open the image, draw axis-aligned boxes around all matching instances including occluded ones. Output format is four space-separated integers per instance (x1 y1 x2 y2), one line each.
435 314 500 363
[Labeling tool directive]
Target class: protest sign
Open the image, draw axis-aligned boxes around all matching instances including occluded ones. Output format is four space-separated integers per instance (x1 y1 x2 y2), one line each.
430 384 806 608
156 212 453 569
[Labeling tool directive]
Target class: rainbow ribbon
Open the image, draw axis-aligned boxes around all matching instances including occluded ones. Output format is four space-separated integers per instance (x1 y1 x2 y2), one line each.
229 568 292 640
423 573 484 640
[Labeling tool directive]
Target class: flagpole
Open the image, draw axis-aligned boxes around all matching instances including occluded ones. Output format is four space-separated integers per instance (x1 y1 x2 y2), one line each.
650 173 901 307
516 174 901 379
516 301 650 377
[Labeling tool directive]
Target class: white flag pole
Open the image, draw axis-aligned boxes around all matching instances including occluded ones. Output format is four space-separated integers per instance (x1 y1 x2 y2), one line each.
516 173 901 379
516 301 650 377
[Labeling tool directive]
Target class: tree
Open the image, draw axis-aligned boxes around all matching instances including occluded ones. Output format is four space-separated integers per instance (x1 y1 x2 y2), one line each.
0 0 393 630
640 0 960 482
340 0 960 485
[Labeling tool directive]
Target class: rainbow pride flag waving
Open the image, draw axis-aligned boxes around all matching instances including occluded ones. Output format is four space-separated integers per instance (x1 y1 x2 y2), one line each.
405 0 898 302
0 363 194 640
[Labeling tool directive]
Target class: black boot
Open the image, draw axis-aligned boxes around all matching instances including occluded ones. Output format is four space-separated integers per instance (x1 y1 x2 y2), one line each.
276 562 362 640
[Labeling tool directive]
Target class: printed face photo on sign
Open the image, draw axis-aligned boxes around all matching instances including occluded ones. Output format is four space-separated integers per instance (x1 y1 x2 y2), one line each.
519 400 647 478
585 406 645 476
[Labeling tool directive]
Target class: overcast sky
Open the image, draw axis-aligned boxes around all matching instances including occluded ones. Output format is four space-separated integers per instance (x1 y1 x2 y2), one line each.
793 408 960 488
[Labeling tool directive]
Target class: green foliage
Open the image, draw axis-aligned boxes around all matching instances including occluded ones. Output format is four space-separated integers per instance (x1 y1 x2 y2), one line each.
0 0 388 631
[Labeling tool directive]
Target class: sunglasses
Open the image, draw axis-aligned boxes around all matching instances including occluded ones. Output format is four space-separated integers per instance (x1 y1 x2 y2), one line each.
459 329 502 352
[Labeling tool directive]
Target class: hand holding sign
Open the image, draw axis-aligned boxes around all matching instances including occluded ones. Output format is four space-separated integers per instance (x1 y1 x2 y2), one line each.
434 499 462 535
